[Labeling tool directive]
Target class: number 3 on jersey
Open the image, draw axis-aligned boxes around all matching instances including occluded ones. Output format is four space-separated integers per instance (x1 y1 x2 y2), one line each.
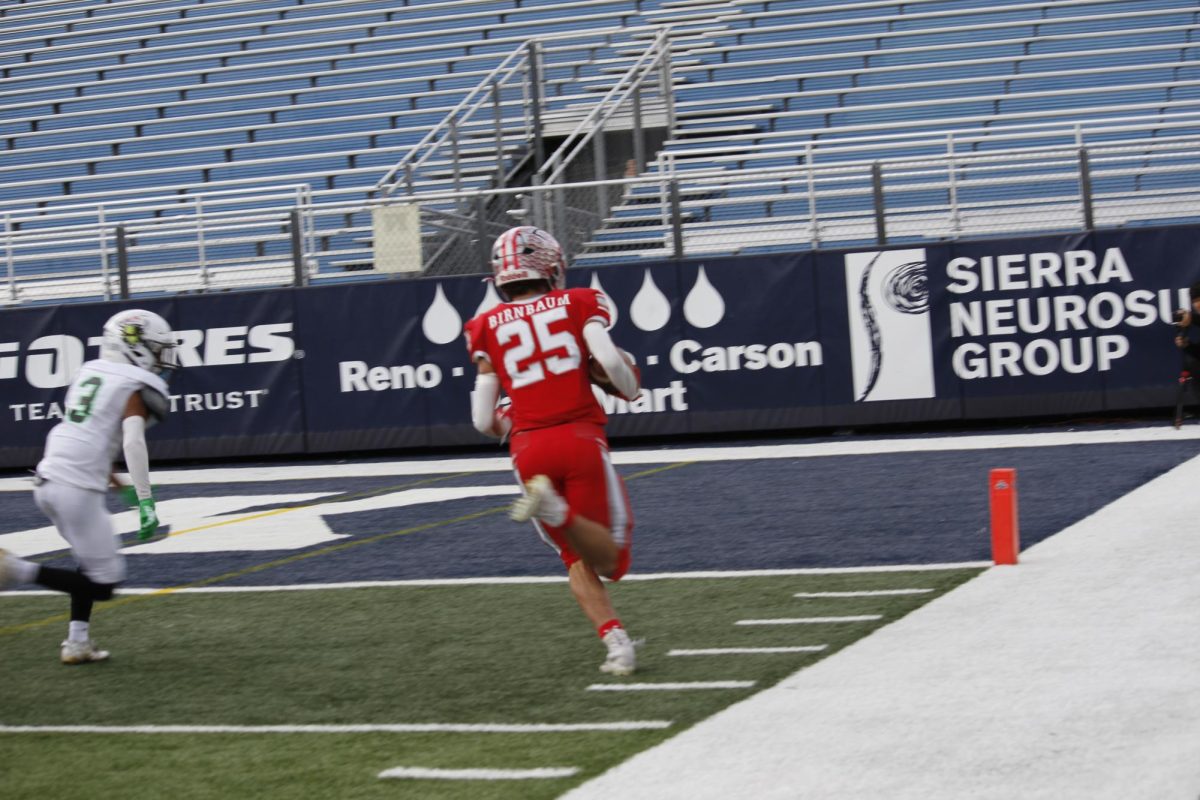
67 376 104 423
496 306 581 388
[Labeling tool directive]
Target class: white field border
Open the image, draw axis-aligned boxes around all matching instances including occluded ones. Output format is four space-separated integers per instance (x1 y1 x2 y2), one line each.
1 425 1196 492
379 766 579 780
0 722 672 734
0 563 989 597
586 682 756 692
564 453 1200 800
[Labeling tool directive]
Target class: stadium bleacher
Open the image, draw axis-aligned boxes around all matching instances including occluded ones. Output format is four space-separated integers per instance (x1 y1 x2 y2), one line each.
1 0 1198 299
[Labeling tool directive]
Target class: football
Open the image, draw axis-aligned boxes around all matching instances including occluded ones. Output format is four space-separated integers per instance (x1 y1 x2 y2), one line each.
589 349 639 399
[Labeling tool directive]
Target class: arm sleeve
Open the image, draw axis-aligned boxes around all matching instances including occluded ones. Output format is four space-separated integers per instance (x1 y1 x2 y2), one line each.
471 372 511 438
583 320 639 400
122 414 153 501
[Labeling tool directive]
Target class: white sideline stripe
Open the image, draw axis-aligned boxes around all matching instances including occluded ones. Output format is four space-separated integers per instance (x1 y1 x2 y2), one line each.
0 564 988 597
0 425 1192 491
793 589 934 598
563 457 1200 800
0 722 672 734
379 766 579 781
736 616 882 625
668 646 828 656
587 682 756 692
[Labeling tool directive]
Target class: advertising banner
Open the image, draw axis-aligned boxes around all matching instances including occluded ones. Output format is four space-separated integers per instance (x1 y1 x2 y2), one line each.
0 224 1196 468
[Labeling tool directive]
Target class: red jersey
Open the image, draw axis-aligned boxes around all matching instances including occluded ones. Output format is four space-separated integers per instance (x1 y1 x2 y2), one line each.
465 287 612 434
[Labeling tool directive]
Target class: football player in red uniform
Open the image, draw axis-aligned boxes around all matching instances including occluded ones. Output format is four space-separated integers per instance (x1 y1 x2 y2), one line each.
464 226 642 675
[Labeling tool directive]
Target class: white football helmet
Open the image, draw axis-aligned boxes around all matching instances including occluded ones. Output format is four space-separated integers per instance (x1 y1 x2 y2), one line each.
100 309 178 376
490 226 566 296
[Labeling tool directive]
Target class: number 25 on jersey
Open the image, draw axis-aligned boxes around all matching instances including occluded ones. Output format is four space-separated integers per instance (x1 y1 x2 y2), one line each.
495 306 582 388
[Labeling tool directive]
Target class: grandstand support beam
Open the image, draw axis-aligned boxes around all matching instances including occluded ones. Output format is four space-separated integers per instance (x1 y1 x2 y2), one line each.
97 204 113 302
474 194 490 267
527 40 546 171
553 186 570 262
668 177 685 259
194 196 209 292
531 174 548 231
449 116 463 212
871 161 888 246
115 225 130 300
491 81 506 190
805 143 821 249
658 43 676 134
289 209 308 288
1078 147 1095 230
632 86 646 174
3 214 15 303
594 123 608 223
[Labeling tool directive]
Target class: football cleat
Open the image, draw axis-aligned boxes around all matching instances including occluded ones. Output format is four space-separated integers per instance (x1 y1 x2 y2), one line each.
509 475 568 527
60 639 110 665
599 627 637 676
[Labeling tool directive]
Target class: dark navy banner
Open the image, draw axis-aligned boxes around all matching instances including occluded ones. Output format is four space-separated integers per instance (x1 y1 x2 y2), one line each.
0 224 1197 467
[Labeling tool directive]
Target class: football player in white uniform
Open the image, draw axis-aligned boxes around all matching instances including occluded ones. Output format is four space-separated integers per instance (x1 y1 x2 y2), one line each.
0 309 175 664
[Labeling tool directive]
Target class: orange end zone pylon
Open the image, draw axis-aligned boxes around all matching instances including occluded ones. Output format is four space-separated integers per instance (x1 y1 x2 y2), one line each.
989 468 1020 565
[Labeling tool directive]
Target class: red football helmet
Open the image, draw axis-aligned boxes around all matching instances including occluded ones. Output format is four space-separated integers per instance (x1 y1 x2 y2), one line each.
490 226 565 294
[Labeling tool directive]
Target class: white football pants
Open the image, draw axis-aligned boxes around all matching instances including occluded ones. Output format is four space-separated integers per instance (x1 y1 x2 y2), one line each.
34 480 126 585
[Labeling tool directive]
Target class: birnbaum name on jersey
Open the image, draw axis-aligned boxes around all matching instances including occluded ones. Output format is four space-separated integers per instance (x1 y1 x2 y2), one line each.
945 247 1189 379
0 323 295 389
485 293 572 329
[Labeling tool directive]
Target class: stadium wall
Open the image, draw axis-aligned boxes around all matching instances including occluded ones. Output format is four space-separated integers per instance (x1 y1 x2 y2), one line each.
0 224 1197 468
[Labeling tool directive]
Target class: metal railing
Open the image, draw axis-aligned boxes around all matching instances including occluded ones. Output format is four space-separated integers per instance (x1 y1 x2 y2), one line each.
371 28 676 275
2 184 315 305
375 40 543 202
527 26 675 262
4 127 1200 304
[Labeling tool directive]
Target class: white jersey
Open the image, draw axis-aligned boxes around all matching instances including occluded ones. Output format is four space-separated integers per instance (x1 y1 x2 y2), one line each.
37 359 170 493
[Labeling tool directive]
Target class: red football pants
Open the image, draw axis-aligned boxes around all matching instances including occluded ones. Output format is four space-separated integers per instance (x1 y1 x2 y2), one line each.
509 422 633 580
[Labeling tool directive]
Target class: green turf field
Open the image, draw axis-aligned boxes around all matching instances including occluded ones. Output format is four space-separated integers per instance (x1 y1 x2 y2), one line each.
0 569 981 799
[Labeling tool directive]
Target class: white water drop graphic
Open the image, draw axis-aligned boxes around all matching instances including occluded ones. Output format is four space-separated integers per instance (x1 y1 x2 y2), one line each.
682 265 725 329
590 272 618 329
475 282 502 317
422 284 463 345
629 269 671 332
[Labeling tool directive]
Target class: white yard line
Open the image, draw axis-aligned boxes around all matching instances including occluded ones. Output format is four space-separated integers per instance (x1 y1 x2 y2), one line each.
668 647 828 656
564 454 1200 800
1 425 1194 491
586 682 755 692
379 766 578 780
0 565 986 597
0 722 672 734
793 589 933 598
735 616 882 625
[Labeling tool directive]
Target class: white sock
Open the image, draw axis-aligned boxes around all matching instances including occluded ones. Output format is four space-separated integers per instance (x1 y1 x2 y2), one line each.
68 621 90 643
537 486 569 527
8 556 38 584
